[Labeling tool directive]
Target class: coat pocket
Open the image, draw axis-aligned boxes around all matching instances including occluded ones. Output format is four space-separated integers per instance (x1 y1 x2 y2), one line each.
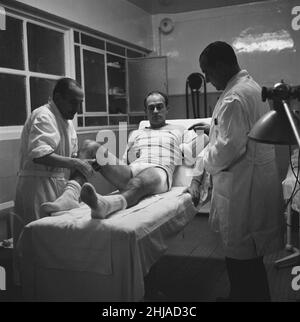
209 171 233 243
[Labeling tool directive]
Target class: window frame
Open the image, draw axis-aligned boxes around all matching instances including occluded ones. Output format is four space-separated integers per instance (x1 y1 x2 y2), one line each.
0 10 73 140
0 5 149 139
73 28 147 132
79 44 108 117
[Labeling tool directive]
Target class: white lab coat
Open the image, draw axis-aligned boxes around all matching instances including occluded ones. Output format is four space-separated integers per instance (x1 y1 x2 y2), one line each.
14 100 78 241
198 70 284 259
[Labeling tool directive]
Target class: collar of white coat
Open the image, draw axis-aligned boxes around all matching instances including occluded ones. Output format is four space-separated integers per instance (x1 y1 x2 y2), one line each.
48 98 69 125
223 69 250 95
210 70 250 122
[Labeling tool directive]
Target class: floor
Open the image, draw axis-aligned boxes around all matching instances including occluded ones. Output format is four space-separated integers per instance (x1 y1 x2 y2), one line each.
0 214 299 302
144 214 300 302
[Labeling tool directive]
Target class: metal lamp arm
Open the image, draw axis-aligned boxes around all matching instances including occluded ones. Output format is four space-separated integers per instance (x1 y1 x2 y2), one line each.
282 100 300 149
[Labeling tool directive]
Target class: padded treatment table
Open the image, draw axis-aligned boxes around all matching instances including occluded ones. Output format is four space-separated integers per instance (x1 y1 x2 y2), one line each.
19 187 197 301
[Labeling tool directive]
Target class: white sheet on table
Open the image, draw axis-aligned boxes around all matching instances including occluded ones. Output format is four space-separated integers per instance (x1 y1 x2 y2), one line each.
19 187 197 278
20 208 113 275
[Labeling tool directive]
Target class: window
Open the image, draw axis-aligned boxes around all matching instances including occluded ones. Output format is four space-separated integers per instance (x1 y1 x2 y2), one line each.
74 30 146 128
27 23 65 75
29 78 57 111
83 49 106 112
0 7 148 135
107 54 126 114
0 74 26 126
0 11 69 133
0 15 24 70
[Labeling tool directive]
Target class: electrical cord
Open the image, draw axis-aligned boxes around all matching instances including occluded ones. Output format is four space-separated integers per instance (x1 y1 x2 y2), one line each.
284 146 300 210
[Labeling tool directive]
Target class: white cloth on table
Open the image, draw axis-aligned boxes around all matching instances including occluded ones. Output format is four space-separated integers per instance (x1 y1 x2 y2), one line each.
18 187 197 301
19 204 112 275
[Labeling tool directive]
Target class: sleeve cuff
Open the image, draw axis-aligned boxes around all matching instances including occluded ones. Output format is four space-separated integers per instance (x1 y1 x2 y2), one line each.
29 145 54 159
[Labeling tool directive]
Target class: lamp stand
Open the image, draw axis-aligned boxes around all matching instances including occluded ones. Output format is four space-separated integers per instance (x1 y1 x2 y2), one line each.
275 204 300 268
275 99 300 268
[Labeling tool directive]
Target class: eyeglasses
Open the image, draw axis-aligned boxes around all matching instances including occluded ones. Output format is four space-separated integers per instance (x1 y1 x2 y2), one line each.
147 103 165 112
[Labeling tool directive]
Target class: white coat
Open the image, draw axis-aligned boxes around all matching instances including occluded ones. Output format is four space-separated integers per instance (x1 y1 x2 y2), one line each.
197 70 284 259
14 100 78 241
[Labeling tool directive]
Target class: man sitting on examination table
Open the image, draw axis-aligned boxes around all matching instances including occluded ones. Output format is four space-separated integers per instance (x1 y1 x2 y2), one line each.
187 41 284 302
42 91 208 219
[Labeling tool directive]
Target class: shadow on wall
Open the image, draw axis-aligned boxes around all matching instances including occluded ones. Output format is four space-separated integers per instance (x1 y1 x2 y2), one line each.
168 92 220 119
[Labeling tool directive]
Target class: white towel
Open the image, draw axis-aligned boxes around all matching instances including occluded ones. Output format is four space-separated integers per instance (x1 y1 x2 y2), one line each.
22 204 112 275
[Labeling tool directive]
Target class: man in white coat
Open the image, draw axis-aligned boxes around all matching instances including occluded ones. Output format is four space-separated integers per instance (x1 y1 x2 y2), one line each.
188 41 284 301
14 78 93 281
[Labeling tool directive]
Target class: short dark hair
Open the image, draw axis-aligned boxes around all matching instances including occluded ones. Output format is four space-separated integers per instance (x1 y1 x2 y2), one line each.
200 41 238 67
53 77 82 99
143 91 168 108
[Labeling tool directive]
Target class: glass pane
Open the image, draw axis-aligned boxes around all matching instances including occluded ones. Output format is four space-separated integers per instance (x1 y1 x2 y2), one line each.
74 31 80 43
30 78 57 111
129 115 146 125
109 97 127 114
85 116 108 127
0 74 26 126
77 116 83 127
83 49 106 112
81 34 104 50
107 42 125 56
75 46 82 86
109 116 128 126
127 49 144 58
107 54 126 114
74 46 83 114
0 16 24 70
27 23 65 75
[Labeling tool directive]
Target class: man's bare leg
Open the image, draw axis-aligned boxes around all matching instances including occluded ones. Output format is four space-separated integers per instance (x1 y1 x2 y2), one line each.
95 145 132 190
81 167 168 219
80 140 132 191
122 167 168 207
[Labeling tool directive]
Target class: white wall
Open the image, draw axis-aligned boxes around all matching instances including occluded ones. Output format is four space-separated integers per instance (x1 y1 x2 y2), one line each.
15 0 153 49
152 0 300 95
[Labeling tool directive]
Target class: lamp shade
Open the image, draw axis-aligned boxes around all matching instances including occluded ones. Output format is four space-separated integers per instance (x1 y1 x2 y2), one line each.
248 109 297 145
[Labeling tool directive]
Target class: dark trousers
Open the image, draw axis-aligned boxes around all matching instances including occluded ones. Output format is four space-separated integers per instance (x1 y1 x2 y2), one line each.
225 256 271 302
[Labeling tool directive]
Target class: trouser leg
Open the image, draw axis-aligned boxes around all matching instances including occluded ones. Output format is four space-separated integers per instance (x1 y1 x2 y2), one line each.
225 256 271 302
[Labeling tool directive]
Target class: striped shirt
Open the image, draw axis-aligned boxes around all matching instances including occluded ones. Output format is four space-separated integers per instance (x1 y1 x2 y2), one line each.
123 124 197 180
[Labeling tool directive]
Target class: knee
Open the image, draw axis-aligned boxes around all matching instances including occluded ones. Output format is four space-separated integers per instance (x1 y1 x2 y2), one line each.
125 176 145 191
125 174 162 193
78 140 100 159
